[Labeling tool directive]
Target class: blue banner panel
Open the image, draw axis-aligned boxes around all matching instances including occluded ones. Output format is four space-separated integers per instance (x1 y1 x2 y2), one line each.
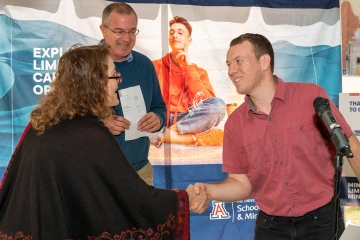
0 168 5 183
340 177 360 206
154 164 257 240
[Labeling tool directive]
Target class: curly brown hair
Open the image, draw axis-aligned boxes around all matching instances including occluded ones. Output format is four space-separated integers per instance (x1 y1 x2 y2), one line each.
30 45 113 135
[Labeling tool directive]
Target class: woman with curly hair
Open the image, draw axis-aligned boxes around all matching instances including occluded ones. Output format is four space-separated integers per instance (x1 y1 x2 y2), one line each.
0 45 206 239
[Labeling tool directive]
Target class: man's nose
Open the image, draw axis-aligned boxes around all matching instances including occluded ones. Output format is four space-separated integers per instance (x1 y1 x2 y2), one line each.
228 63 238 76
122 33 131 41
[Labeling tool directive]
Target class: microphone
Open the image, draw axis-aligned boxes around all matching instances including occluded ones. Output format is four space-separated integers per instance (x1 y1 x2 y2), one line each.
313 97 353 158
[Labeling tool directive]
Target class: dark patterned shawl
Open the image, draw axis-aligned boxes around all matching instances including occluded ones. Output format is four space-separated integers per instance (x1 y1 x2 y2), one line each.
0 115 189 240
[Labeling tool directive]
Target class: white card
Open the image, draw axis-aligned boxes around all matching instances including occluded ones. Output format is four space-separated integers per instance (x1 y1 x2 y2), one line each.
118 85 149 141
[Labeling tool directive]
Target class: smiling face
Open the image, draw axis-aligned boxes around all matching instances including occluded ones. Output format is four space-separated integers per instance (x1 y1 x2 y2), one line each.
100 12 137 62
106 56 120 106
168 23 192 52
226 41 265 96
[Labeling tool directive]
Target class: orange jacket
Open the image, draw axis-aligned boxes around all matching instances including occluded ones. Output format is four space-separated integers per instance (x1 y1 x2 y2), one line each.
153 53 216 126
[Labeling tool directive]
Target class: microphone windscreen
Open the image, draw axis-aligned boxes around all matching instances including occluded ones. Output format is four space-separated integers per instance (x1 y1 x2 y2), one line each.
313 97 328 113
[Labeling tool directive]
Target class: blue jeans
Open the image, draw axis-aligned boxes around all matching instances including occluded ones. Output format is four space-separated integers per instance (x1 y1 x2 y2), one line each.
254 201 345 240
170 97 226 134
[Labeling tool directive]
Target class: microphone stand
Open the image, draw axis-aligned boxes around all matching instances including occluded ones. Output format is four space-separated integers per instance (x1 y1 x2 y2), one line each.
313 97 354 240
331 146 352 240
332 152 343 240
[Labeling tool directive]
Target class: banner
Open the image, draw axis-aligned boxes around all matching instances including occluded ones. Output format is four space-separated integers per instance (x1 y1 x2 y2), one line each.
0 0 342 239
339 93 360 206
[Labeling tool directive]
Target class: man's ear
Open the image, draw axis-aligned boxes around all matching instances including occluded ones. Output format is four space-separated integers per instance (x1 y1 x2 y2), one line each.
100 25 106 38
261 54 271 71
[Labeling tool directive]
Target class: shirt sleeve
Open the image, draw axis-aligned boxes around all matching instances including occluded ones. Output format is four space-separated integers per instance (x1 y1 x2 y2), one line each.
222 119 249 174
183 65 216 103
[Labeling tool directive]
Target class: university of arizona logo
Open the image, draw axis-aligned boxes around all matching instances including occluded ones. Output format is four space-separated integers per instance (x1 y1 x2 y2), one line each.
210 201 231 220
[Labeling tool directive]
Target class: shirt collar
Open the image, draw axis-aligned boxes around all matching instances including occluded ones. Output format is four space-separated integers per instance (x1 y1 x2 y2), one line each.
273 75 285 102
98 39 133 63
245 75 285 113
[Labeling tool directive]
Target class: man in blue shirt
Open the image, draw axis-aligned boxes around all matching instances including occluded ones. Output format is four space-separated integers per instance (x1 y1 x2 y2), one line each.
99 2 166 185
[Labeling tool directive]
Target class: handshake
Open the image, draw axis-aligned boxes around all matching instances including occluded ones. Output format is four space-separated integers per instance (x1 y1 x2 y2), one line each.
185 183 210 214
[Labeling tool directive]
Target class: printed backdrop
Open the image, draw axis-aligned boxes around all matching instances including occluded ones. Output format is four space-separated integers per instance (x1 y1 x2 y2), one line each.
1 0 356 239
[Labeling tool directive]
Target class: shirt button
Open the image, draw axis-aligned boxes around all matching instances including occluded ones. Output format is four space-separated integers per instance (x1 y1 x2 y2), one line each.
292 204 296 208
285 182 288 186
280 161 283 166
274 139 277 143
269 117 272 121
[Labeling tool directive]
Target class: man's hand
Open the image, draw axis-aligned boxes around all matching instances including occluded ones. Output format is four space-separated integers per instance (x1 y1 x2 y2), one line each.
186 184 209 214
103 115 130 135
137 112 161 133
175 43 192 66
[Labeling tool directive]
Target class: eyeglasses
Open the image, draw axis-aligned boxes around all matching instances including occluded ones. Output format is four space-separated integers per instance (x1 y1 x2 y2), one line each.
103 25 139 37
108 72 122 83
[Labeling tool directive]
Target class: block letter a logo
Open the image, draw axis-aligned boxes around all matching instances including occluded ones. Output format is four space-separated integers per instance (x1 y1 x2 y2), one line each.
210 201 231 220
